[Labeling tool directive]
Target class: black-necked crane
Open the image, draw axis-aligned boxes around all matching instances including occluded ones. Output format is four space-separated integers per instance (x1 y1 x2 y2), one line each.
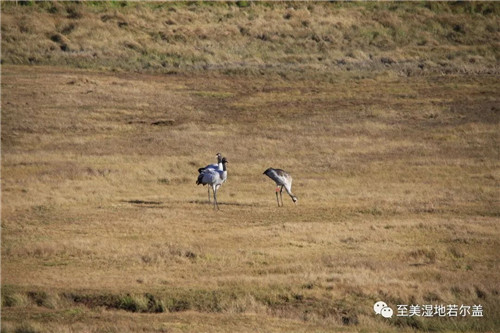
197 158 228 210
198 153 222 203
263 168 297 207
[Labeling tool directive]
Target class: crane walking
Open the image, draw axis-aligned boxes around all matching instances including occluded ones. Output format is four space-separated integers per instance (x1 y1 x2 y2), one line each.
263 168 297 207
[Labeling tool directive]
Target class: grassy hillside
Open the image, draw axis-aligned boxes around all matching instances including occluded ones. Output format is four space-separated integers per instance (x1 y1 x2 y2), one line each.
1 1 500 333
1 1 499 75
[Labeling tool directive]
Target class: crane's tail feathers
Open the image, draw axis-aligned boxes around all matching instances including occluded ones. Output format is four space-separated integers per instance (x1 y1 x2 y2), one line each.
198 167 205 174
196 173 204 185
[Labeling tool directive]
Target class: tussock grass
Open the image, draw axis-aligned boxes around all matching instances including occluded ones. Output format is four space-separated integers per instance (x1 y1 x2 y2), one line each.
1 2 498 75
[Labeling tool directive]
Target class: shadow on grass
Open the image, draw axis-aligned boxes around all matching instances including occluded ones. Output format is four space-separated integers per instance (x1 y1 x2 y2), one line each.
121 200 165 208
120 199 262 209
188 200 260 207
124 200 162 205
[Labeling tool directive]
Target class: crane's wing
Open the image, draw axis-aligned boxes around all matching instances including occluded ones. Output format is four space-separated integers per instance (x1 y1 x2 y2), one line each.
199 163 219 174
197 169 219 185
264 168 291 186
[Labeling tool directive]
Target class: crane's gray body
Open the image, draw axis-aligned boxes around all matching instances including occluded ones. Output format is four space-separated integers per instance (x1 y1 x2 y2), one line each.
263 168 293 191
202 163 222 172
263 168 297 206
197 169 227 187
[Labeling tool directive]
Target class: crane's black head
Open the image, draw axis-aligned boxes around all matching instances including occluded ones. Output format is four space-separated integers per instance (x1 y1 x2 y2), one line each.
263 168 272 175
216 153 222 163
222 157 228 164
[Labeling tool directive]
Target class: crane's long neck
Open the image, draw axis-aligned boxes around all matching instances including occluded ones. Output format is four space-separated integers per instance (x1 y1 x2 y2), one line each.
283 185 293 197
217 155 223 171
221 162 227 181
283 184 297 201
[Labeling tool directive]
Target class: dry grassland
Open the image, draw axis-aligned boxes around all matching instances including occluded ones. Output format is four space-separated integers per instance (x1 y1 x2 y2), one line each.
1 64 499 332
1 2 498 75
1 2 500 332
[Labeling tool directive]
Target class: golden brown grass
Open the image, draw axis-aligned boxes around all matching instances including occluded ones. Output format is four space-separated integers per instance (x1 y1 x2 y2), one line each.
2 3 499 331
1 2 498 75
1 64 499 332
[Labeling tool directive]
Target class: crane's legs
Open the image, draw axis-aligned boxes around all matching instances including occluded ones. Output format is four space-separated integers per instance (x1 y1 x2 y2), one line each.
280 186 284 206
213 185 219 210
207 186 211 203
275 186 281 207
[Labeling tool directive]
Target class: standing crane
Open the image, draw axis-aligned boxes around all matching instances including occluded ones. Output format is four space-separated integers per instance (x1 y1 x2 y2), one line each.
197 158 228 210
198 153 222 203
263 168 297 207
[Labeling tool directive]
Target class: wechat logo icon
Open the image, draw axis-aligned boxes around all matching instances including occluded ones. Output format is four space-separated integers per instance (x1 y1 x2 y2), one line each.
374 301 393 318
